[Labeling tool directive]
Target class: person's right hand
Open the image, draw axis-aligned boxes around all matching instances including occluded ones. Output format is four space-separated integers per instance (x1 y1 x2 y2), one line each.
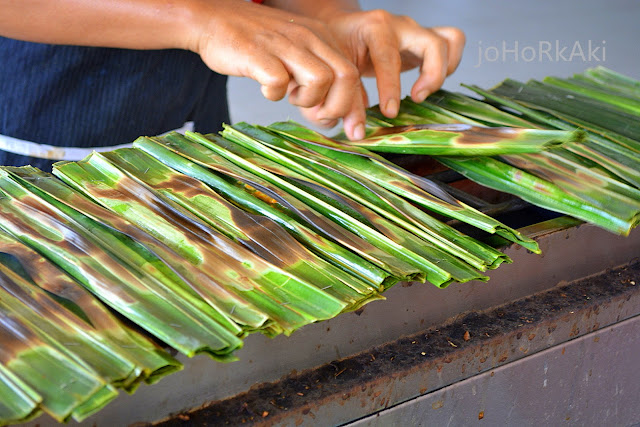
188 0 367 139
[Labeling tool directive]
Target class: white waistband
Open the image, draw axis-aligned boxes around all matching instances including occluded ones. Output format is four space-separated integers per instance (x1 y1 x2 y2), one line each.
0 122 195 161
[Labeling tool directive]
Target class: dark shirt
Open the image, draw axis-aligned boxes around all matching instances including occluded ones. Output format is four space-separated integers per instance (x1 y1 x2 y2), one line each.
0 38 229 170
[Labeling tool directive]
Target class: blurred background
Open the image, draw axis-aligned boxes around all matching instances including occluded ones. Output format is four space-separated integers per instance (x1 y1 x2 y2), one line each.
227 0 640 129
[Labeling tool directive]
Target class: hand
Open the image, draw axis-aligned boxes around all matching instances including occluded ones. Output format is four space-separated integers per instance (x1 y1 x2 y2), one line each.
320 9 465 118
190 0 367 139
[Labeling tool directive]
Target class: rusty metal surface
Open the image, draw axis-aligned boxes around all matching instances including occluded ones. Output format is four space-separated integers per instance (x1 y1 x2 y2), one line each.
349 314 640 427
154 261 640 426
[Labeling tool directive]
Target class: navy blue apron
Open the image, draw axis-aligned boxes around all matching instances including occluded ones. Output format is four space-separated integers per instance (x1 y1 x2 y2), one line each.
0 37 229 170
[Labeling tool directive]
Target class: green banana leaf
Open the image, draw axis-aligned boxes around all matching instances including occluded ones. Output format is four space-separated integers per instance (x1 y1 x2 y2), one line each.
9 167 248 337
54 152 347 334
345 123 584 156
398 92 640 223
218 129 489 283
463 84 640 188
0 262 140 391
543 76 640 116
1 65 638 426
490 79 640 151
0 225 182 390
264 121 540 254
0 363 41 426
0 170 243 359
223 123 501 273
401 98 485 126
185 131 460 287
100 148 381 310
500 152 640 222
581 66 640 98
286 175 489 284
366 105 435 126
133 136 394 291
136 133 424 285
426 90 538 128
0 311 111 422
438 156 637 235
467 81 640 155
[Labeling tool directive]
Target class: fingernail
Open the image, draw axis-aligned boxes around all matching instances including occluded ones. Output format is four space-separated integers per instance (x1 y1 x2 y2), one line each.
353 123 365 141
385 98 399 117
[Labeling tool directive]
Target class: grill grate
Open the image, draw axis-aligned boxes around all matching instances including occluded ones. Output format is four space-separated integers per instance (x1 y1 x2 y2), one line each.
389 154 565 241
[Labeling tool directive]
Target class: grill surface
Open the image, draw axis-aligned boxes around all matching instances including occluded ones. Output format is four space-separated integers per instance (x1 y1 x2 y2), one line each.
387 153 565 235
156 261 640 426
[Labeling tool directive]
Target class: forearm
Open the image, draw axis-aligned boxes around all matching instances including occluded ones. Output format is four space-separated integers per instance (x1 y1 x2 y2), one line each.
264 0 360 21
0 0 220 51
0 0 462 141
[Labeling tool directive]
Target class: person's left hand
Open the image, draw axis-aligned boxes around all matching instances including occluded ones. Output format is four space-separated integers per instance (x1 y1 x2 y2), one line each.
298 9 465 126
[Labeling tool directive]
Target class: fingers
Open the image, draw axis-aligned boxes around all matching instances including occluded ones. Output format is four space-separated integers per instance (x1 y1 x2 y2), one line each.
364 25 402 118
196 2 466 140
299 32 364 127
300 106 338 128
407 25 465 102
338 10 465 112
270 38 334 107
315 60 363 126
331 83 368 141
299 80 367 141
288 27 366 140
431 26 466 75
250 24 366 135
254 61 290 102
342 102 367 140
402 27 449 103
195 2 368 138
243 33 335 106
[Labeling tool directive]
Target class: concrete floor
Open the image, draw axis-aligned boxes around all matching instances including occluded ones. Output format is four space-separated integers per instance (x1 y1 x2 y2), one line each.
228 0 640 130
